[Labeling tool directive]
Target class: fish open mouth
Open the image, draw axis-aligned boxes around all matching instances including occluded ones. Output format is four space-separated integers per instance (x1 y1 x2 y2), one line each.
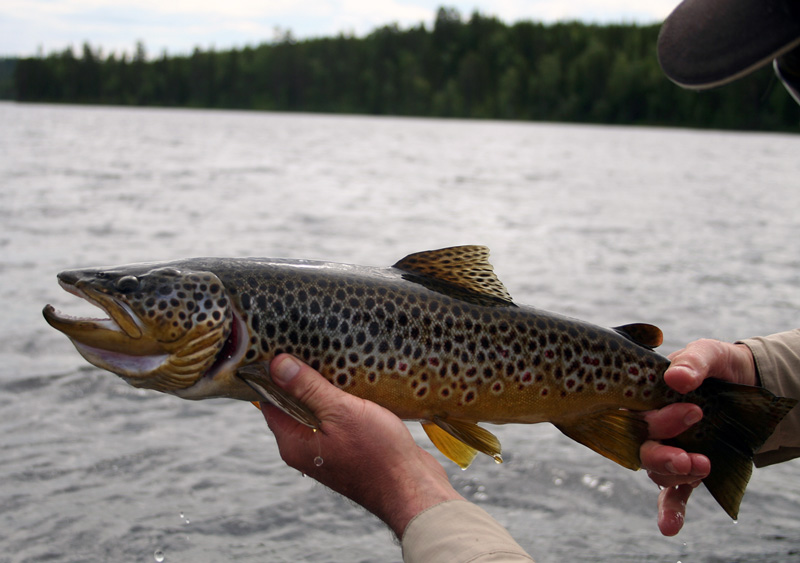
43 275 249 387
43 279 161 356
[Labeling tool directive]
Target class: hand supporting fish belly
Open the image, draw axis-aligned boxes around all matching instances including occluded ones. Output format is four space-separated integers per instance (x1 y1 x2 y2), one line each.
43 245 797 519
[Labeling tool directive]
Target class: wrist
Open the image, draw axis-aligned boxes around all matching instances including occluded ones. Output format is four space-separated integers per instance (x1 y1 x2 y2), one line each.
733 343 758 386
370 453 464 538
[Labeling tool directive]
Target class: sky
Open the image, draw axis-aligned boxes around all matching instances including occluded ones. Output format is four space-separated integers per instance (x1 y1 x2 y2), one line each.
1 1 679 58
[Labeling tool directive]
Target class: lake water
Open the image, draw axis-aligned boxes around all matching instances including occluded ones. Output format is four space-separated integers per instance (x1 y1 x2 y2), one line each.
1 101 799 562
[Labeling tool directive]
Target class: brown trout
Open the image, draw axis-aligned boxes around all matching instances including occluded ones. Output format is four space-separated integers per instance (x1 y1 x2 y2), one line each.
43 246 796 519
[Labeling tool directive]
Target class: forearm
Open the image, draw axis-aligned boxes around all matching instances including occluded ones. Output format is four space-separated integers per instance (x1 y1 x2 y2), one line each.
364 453 465 538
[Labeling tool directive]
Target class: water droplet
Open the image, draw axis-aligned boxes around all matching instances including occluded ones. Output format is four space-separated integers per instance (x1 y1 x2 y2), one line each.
154 549 165 562
492 454 503 464
733 519 738 525
314 456 324 467
554 477 563 486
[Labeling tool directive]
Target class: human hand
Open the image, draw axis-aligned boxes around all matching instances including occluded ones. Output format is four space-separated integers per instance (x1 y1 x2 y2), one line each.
259 354 463 537
640 339 757 535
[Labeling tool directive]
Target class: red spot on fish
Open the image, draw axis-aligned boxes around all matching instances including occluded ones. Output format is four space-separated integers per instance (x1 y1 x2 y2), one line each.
522 372 532 382
428 357 440 367
566 379 575 389
541 388 549 396
628 366 639 376
625 389 634 397
648 373 656 382
492 382 502 392
596 382 606 391
497 347 509 358
399 362 408 372
545 350 555 359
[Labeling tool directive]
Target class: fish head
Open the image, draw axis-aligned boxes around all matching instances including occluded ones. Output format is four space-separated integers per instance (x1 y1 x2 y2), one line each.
43 263 249 394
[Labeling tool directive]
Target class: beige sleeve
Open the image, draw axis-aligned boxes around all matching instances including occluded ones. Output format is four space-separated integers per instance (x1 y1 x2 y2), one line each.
401 500 534 563
738 329 800 467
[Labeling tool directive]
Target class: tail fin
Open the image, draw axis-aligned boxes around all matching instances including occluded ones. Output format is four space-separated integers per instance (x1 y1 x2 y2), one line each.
666 379 798 519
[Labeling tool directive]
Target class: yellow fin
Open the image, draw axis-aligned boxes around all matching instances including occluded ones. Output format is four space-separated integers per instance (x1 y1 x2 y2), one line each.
554 409 648 471
393 246 514 306
432 416 503 463
421 422 479 469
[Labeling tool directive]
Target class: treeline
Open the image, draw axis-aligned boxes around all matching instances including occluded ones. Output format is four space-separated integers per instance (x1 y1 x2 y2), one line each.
10 8 799 130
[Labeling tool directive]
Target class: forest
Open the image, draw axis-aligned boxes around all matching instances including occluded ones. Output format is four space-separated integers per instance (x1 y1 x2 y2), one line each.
7 8 799 131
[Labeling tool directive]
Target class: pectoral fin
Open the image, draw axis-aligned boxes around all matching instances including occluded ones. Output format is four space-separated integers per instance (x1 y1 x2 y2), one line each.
554 408 648 471
421 416 503 469
237 363 320 430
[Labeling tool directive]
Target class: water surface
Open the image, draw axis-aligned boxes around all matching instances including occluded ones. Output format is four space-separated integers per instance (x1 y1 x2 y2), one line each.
1 102 799 562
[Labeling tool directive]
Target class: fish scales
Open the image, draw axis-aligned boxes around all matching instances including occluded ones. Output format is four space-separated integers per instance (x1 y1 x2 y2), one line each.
43 246 798 520
213 258 673 423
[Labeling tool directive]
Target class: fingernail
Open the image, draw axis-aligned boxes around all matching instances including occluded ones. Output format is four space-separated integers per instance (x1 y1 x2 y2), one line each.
273 356 301 385
665 461 677 474
683 410 702 427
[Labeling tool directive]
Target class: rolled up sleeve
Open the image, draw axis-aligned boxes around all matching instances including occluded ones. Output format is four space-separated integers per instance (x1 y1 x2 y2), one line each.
401 500 534 563
739 329 800 466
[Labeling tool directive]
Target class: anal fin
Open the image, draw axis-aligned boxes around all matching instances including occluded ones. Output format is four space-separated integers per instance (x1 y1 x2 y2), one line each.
421 416 503 469
554 408 648 471
237 363 320 430
421 422 479 469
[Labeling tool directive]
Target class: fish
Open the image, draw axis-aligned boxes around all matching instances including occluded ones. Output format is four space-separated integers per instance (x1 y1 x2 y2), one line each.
43 245 797 519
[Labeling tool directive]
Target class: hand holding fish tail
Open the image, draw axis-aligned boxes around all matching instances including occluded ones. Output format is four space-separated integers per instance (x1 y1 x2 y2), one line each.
641 339 759 535
260 354 464 538
664 339 757 392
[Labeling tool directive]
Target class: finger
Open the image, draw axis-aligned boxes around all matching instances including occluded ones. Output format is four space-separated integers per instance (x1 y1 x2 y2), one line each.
641 440 692 475
658 484 694 536
644 402 703 440
267 354 358 424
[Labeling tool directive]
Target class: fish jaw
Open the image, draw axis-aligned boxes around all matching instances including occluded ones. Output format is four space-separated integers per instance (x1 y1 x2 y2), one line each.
44 279 159 354
43 264 241 394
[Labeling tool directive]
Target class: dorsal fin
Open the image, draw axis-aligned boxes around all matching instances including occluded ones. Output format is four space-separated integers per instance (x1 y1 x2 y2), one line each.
613 323 663 349
393 246 514 306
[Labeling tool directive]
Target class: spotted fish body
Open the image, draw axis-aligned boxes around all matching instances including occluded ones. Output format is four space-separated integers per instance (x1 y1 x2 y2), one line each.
44 246 797 520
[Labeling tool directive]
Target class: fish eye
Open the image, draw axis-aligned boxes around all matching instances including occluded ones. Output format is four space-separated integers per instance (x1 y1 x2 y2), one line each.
115 275 140 292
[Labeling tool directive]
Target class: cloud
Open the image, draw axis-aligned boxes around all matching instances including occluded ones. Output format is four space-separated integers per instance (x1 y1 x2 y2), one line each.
1 0 677 57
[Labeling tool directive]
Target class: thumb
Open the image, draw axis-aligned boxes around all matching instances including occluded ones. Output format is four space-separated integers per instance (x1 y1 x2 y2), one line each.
262 354 354 432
